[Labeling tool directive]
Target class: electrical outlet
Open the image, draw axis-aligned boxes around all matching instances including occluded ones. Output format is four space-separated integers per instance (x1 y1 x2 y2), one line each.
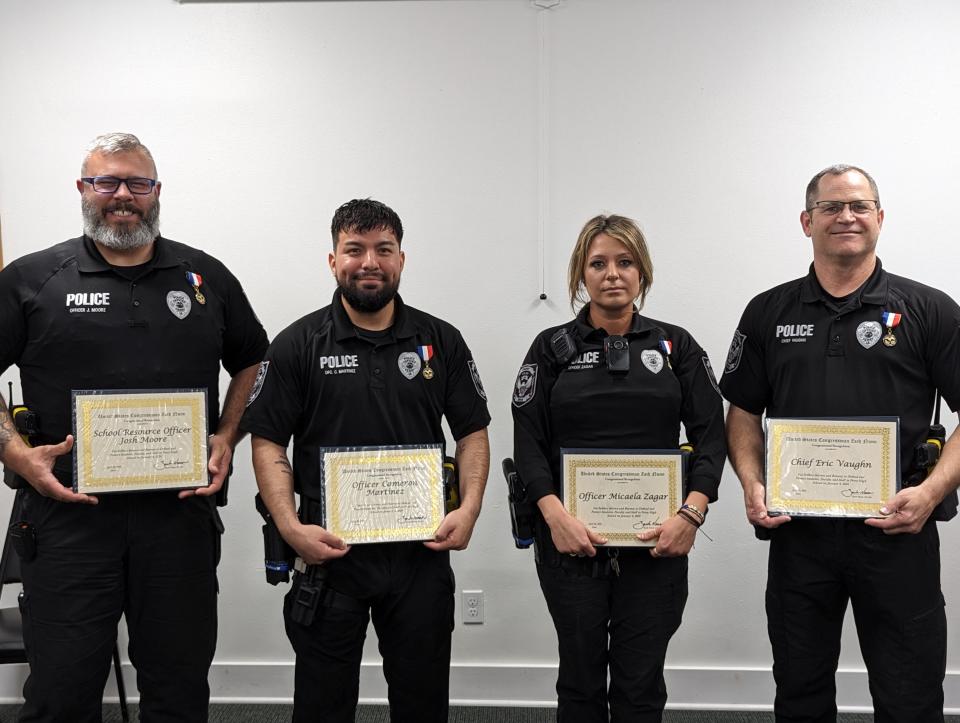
462 589 484 625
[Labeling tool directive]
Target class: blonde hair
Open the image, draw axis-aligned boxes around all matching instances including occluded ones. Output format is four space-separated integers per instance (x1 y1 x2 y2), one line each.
567 214 653 310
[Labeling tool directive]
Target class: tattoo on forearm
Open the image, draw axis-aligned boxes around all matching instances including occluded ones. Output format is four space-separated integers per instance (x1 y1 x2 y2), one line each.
0 397 15 454
274 457 293 476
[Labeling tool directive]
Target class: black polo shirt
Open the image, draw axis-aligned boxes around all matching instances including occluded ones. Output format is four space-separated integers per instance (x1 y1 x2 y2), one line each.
719 259 960 480
0 235 268 481
239 290 491 501
511 304 727 505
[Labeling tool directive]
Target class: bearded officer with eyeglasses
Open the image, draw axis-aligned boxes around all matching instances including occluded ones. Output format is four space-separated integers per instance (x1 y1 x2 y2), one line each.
0 132 268 722
721 164 960 722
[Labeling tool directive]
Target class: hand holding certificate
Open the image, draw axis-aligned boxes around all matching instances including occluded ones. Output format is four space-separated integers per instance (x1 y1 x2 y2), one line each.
562 449 684 547
765 417 900 518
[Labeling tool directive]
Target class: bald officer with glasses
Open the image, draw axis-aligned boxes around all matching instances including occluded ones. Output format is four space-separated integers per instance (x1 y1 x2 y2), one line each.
720 164 960 722
0 132 267 722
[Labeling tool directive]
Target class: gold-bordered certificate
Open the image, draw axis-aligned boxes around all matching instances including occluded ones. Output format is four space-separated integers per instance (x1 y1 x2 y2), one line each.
323 445 445 544
72 389 208 494
765 417 900 518
561 449 684 547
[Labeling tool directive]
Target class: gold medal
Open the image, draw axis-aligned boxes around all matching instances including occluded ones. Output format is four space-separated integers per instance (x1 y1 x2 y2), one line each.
194 288 206 305
880 312 901 348
422 365 434 380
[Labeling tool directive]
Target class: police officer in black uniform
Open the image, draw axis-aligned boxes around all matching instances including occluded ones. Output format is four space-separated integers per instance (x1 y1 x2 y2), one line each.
241 199 490 723
721 164 960 722
0 133 268 722
511 214 725 722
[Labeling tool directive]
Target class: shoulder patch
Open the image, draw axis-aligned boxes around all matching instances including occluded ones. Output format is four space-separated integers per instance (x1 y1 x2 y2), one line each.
467 359 487 401
702 355 722 396
512 364 538 408
725 329 746 373
246 361 269 407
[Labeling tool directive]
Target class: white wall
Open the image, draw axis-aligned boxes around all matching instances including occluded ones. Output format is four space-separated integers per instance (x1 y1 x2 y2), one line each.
1 0 959 711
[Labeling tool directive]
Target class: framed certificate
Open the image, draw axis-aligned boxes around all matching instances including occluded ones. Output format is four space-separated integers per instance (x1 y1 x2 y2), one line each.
72 389 208 494
322 444 445 544
561 449 684 547
765 417 900 518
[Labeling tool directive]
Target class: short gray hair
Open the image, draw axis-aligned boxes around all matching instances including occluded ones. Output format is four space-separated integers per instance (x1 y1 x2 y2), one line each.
805 164 880 211
81 133 157 176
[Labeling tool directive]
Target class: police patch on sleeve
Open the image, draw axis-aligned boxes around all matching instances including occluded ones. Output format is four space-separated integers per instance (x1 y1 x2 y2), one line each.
512 364 538 407
725 329 746 373
166 290 192 320
467 359 487 401
702 355 722 396
246 361 269 407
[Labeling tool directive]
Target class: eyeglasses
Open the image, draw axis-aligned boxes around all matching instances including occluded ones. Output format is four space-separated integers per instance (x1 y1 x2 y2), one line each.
808 200 880 216
81 176 157 195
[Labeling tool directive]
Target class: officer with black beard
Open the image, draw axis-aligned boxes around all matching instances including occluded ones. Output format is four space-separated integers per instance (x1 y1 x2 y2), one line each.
241 199 491 723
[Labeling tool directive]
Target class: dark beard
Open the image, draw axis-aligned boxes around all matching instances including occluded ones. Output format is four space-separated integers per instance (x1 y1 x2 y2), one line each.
82 197 160 250
339 275 400 313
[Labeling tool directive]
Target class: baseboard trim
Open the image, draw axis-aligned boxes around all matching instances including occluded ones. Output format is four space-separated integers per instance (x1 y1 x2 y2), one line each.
0 661 957 713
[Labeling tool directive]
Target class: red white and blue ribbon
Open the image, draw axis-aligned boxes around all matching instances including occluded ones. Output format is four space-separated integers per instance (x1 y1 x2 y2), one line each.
417 345 434 363
881 311 901 328
659 339 673 356
186 271 203 288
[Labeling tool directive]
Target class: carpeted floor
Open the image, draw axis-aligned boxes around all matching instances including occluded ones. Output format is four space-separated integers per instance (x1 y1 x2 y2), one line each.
0 705 957 722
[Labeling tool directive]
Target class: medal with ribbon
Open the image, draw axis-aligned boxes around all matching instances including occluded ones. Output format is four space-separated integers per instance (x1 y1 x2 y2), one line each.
186 271 206 305
417 345 435 379
659 338 673 369
881 310 901 347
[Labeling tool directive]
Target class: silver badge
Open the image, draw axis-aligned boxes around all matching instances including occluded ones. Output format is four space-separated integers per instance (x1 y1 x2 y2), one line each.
246 361 269 406
468 359 487 401
641 349 663 374
398 352 422 380
856 321 882 349
166 290 191 320
512 364 538 407
725 329 746 373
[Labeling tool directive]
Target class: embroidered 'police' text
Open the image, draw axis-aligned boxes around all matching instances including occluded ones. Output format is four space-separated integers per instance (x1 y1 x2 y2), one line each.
321 355 359 375
776 323 815 343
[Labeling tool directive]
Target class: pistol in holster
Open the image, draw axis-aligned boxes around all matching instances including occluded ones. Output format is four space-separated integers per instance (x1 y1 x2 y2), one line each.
907 423 957 522
501 458 536 550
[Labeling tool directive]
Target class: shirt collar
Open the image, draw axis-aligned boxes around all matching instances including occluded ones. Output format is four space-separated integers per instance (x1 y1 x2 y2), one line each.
331 289 415 342
799 258 889 307
77 235 176 273
574 303 660 340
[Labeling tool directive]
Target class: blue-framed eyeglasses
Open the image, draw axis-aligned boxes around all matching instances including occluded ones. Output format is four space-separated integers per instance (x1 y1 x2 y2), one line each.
81 176 158 195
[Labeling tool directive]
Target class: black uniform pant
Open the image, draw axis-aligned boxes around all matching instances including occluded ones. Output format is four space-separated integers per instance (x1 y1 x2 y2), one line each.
537 551 688 723
283 542 454 723
17 490 220 723
766 518 945 723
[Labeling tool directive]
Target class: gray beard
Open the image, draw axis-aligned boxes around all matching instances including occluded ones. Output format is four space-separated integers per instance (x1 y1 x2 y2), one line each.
82 197 160 251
